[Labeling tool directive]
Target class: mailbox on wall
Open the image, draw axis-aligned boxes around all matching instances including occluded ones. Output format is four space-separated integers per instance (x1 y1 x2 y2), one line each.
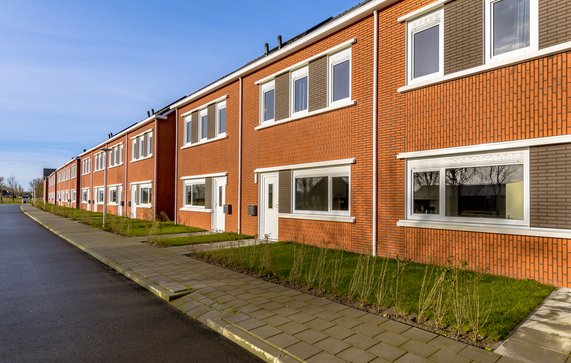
223 204 232 214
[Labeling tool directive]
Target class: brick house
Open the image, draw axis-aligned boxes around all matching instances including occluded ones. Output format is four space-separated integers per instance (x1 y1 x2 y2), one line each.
52 158 80 208
77 107 176 221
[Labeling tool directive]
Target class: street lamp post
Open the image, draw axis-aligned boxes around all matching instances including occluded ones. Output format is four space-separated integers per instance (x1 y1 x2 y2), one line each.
102 148 111 228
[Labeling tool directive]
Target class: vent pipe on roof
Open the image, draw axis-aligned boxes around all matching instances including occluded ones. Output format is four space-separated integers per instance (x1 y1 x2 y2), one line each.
151 108 155 115
278 35 283 49
264 43 270 55
108 132 113 139
147 111 151 117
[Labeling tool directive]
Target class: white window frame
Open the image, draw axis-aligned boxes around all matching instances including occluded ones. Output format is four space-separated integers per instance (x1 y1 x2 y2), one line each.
407 9 444 84
183 115 193 145
81 189 88 203
71 165 77 178
71 190 76 202
292 165 351 217
94 152 105 172
82 158 91 175
138 183 152 207
96 187 104 205
328 47 352 107
485 0 538 63
183 178 207 209
131 131 153 161
290 66 309 116
260 80 276 124
406 149 530 226
199 108 208 142
108 186 118 205
216 101 227 137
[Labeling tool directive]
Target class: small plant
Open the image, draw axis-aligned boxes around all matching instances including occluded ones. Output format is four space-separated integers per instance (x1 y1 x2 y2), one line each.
328 249 345 291
417 264 447 323
465 271 493 341
391 257 407 312
374 257 390 307
289 244 307 283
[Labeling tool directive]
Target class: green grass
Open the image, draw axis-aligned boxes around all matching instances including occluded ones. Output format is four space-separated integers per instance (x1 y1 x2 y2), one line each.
197 242 554 345
156 232 254 247
37 203 204 237
0 198 23 204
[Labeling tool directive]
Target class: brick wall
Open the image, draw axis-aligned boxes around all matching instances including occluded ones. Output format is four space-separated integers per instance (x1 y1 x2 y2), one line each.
539 0 571 49
309 56 328 111
444 0 483 74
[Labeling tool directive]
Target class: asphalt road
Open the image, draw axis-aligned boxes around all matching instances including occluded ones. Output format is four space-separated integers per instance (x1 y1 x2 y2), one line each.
0 205 261 363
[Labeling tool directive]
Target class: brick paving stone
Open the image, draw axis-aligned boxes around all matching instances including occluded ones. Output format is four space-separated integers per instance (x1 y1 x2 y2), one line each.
316 309 344 321
322 325 356 340
289 312 316 324
250 309 276 320
458 346 500 363
357 313 389 326
376 331 410 348
275 306 300 317
399 340 439 358
337 346 377 363
300 304 326 315
262 314 292 327
343 333 379 350
315 337 352 355
324 302 350 313
239 304 262 314
250 325 282 339
279 321 309 335
353 322 386 338
266 332 301 349
401 328 437 344
395 352 432 363
259 301 282 311
368 342 407 361
428 349 470 363
238 317 266 331
295 329 328 344
497 356 525 363
307 351 346 363
380 320 411 334
333 315 363 329
494 339 567 363
284 300 309 310
340 308 368 320
428 336 467 353
369 358 392 363
286 341 322 360
304 318 336 332
223 312 250 324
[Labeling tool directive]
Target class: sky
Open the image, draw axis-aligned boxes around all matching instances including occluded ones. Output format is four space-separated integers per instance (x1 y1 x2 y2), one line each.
0 0 360 189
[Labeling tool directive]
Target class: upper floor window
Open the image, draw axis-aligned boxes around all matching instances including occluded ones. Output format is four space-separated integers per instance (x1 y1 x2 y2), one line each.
217 101 227 136
261 81 275 123
132 131 152 161
94 152 105 171
329 48 351 105
199 109 208 141
184 115 192 144
109 143 123 167
407 10 443 83
71 165 77 178
291 66 308 115
82 158 91 175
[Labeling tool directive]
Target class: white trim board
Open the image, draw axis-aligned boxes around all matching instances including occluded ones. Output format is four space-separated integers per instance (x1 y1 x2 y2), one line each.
279 213 356 223
254 158 356 174
397 134 571 159
181 95 228 117
129 180 153 185
169 0 400 110
255 39 356 85
180 172 227 180
397 0 451 23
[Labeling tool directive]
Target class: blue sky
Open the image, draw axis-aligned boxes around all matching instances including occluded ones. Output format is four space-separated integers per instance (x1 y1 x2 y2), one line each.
0 0 359 189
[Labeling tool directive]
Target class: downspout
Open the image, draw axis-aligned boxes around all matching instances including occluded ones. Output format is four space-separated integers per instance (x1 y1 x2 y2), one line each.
90 151 93 211
153 118 158 220
372 10 379 256
238 77 243 234
174 109 179 224
124 133 128 217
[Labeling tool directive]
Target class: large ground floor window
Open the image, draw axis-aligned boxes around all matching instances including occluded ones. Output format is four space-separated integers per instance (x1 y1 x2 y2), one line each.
183 179 206 208
408 150 529 225
293 165 350 216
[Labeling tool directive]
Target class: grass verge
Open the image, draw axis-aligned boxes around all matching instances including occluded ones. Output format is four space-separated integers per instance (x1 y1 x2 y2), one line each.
154 232 254 247
194 241 554 347
36 203 204 237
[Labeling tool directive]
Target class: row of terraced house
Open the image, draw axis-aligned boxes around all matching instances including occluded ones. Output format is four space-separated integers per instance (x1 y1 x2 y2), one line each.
44 0 571 287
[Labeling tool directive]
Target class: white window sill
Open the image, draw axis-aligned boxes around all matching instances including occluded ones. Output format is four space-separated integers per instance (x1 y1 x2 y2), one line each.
255 100 356 131
137 204 152 209
108 202 118 206
179 207 212 213
279 213 355 223
130 155 153 163
181 134 228 150
397 220 571 239
398 41 571 93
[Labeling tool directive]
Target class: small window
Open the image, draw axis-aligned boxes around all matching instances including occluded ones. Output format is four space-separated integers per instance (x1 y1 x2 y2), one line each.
413 171 440 215
71 190 76 202
291 67 308 115
217 101 227 136
293 166 350 216
132 138 139 160
268 184 274 209
184 115 192 144
97 188 104 204
139 185 152 205
407 10 443 83
261 81 275 123
109 187 118 204
81 189 88 203
200 109 208 141
329 48 351 105
184 180 206 208
486 0 537 61
147 132 153 156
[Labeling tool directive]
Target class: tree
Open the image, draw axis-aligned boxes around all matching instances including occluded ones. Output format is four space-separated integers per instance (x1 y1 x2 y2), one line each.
29 178 43 201
0 176 4 203
6 176 19 202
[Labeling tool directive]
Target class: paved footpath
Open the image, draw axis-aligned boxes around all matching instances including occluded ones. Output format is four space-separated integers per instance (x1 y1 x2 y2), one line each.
22 205 522 363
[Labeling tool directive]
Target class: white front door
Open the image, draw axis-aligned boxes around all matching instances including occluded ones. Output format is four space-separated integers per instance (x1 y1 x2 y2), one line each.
117 186 123 216
130 185 137 218
260 173 278 240
87 189 91 211
212 177 226 232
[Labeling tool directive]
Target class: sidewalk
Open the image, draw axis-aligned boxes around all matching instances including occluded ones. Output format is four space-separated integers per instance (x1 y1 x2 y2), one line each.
22 205 517 363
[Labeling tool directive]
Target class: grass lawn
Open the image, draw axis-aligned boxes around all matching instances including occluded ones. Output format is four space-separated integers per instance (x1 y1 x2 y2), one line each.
155 232 254 247
37 203 204 237
196 242 554 346
0 198 23 204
